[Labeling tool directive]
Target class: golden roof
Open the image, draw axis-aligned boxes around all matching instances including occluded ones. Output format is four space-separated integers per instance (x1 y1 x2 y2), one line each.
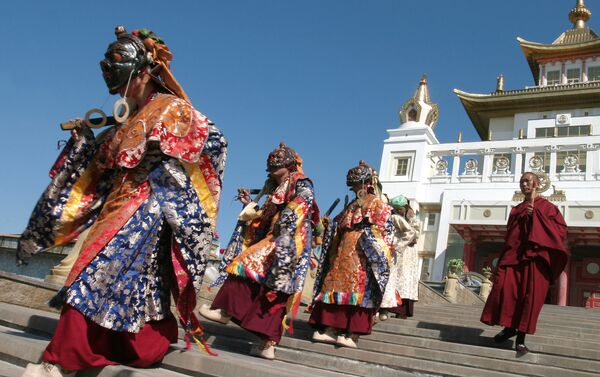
518 0 599 84
454 82 600 140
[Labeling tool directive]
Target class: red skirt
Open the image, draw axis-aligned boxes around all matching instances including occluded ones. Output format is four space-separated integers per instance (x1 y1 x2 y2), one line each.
481 258 550 334
308 302 375 335
43 304 178 370
211 274 290 342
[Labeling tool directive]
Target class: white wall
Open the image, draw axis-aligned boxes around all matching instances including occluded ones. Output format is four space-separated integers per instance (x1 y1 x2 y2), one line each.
489 117 515 140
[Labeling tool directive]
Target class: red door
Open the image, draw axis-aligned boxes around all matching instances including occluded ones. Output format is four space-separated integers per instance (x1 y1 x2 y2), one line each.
569 258 600 308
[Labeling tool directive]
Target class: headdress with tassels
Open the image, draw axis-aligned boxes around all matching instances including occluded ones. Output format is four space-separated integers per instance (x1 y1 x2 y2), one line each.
131 28 191 104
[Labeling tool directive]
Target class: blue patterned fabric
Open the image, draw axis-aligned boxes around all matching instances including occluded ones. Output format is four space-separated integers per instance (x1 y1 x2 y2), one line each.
19 112 227 333
17 129 115 261
266 179 314 294
358 226 392 307
213 178 315 295
65 152 218 332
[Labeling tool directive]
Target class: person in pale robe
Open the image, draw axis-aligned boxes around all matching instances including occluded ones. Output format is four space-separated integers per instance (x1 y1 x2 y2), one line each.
379 195 420 320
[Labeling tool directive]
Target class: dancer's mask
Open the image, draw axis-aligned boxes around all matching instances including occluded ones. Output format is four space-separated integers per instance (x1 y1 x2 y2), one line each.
100 26 150 94
267 143 297 172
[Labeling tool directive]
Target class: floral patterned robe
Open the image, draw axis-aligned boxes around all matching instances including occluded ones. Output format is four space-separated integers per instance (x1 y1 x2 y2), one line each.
17 93 227 334
312 194 394 308
213 172 319 297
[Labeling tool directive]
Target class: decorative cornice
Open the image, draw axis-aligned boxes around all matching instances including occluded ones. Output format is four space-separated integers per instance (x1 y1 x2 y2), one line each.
454 82 600 140
455 80 600 99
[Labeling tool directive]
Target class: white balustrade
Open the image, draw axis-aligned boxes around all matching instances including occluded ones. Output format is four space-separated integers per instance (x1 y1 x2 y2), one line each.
427 136 600 184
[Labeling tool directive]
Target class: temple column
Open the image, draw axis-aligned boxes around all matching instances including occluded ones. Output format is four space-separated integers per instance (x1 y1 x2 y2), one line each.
481 153 492 182
513 150 523 182
451 153 461 183
549 147 558 181
540 64 546 86
462 231 475 272
557 258 570 306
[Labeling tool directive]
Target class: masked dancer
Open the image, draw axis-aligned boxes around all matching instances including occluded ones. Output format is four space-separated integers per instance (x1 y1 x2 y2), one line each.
18 26 227 377
309 161 393 348
199 143 319 360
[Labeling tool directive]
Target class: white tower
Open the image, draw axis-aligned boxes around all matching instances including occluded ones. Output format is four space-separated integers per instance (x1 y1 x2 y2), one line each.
379 75 439 200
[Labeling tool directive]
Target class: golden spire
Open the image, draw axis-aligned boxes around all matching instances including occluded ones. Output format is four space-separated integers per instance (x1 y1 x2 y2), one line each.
569 0 591 29
413 74 431 103
399 74 439 129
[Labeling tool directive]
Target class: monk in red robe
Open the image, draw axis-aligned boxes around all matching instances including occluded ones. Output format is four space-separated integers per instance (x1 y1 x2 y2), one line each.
481 172 568 354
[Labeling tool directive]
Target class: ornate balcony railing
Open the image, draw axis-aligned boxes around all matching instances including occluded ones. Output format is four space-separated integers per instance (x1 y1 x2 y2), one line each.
426 135 600 184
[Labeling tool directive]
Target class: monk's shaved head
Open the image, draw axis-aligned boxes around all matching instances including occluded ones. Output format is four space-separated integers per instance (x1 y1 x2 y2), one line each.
521 172 540 185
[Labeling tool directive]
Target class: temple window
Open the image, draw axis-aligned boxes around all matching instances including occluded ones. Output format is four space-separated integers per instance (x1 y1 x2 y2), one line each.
535 125 591 138
391 152 415 180
546 70 561 85
567 68 581 84
532 151 550 173
395 157 410 176
408 108 418 121
426 213 438 229
588 66 600 81
557 150 586 173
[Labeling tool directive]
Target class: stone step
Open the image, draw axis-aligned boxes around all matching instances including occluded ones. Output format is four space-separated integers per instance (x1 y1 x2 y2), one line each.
366 314 600 341
199 318 600 377
200 322 513 377
0 303 520 377
201 324 418 377
0 324 350 377
0 304 358 377
294 310 600 354
342 325 600 374
400 307 600 330
285 324 599 377
415 301 600 317
2 301 600 377
0 325 187 377
0 359 23 377
0 303 415 377
394 306 600 336
367 318 600 359
416 302 600 320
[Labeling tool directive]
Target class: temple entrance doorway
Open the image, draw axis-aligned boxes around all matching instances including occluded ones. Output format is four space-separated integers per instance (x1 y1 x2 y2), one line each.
568 247 600 308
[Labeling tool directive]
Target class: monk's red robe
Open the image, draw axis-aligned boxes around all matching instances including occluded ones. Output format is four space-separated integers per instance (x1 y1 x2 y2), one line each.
481 197 568 334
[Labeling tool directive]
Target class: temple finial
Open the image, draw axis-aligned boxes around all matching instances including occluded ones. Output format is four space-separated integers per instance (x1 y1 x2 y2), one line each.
569 0 591 29
399 74 439 129
414 74 431 103
496 74 504 92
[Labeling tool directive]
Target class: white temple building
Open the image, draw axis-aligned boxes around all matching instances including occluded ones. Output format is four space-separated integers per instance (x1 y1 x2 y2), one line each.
379 0 600 308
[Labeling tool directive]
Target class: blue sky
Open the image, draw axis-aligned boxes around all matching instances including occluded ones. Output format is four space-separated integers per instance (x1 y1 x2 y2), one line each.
0 1 591 243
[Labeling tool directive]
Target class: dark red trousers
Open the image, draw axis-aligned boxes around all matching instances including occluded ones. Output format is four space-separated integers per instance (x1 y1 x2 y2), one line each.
308 302 376 335
387 299 415 318
481 258 550 334
43 304 178 370
211 274 290 342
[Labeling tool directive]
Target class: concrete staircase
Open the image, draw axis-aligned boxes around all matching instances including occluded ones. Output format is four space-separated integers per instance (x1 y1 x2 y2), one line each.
0 301 599 377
